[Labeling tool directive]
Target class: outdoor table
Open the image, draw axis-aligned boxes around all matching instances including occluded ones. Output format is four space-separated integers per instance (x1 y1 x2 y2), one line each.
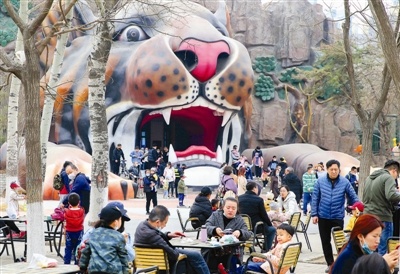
170 238 244 271
0 262 80 273
0 216 63 262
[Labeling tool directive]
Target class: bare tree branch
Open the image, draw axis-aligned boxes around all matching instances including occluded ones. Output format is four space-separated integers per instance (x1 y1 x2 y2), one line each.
28 0 55 36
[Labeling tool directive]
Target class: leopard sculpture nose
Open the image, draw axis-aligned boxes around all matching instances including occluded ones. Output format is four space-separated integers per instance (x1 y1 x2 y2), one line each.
175 39 230 82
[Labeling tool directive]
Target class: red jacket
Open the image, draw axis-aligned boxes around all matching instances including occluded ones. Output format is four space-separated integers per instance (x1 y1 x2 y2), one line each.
64 207 85 232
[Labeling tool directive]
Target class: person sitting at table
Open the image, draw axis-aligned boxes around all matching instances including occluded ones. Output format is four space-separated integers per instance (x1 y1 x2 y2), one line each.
267 185 299 228
204 197 253 273
189 187 213 229
63 193 85 265
238 181 276 252
79 205 129 274
134 205 210 274
0 182 27 239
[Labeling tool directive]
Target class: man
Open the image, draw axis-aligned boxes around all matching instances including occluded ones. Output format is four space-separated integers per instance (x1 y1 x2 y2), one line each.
63 163 91 214
143 169 158 215
174 163 183 198
363 160 400 255
302 166 316 215
111 144 125 175
267 156 278 173
277 157 288 180
311 159 358 273
162 146 169 163
238 181 276 252
283 167 303 204
134 205 210 274
147 143 158 169
129 146 143 166
231 145 240 172
345 166 359 194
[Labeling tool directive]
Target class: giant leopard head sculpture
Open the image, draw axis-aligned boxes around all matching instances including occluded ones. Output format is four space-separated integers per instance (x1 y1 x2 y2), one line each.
40 0 254 186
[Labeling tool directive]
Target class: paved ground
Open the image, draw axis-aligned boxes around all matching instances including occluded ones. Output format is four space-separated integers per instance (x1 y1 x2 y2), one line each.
0 187 343 273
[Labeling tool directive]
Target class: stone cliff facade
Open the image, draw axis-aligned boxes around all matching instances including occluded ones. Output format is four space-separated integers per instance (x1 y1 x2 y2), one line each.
196 0 360 155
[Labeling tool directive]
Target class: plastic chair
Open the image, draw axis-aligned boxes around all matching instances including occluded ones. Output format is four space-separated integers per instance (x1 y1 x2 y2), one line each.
387 236 400 253
331 226 347 254
296 212 312 251
134 244 187 274
176 209 200 239
243 242 302 274
288 212 301 243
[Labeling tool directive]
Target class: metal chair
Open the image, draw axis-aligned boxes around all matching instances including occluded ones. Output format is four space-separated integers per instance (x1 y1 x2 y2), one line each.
243 242 302 274
296 212 312 251
240 214 264 253
331 226 347 254
134 244 187 274
0 225 16 261
176 209 200 239
44 220 64 258
134 265 159 274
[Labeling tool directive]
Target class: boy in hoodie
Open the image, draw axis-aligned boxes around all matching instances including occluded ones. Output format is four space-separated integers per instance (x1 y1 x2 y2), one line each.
363 160 400 255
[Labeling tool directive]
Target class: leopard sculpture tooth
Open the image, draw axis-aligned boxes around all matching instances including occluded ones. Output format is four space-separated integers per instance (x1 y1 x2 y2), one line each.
161 107 172 125
169 144 178 163
216 145 223 162
221 110 233 127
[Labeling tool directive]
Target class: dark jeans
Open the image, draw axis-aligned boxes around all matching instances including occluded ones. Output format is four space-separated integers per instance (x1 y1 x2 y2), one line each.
111 160 120 174
64 230 83 264
263 225 276 251
168 181 175 197
174 178 180 197
145 191 158 213
178 193 185 206
302 192 312 214
254 166 262 178
318 218 343 266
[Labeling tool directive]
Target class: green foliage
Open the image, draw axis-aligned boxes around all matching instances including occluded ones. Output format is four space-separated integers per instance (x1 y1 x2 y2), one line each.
252 56 276 73
0 0 19 47
254 74 275 102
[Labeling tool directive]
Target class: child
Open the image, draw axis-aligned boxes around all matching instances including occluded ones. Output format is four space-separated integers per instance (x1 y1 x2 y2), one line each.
64 192 85 264
243 223 295 274
345 201 364 232
79 206 129 273
161 176 169 199
177 174 187 207
211 199 220 211
3 182 26 238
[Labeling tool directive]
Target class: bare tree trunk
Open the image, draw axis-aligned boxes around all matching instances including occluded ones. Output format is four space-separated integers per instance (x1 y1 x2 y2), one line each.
86 0 113 224
4 0 28 201
357 122 374 201
40 0 74 179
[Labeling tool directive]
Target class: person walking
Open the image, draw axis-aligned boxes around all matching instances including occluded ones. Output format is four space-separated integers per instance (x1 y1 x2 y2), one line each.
311 159 359 273
111 144 125 175
363 160 400 255
143 169 158 215
282 167 303 205
302 166 316 214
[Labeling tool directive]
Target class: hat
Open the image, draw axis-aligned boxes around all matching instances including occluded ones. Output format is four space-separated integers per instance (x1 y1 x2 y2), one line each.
99 206 122 223
348 201 364 212
10 182 19 189
200 187 212 196
106 202 130 221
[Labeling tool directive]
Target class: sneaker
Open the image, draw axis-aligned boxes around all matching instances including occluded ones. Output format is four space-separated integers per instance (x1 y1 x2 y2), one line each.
325 266 331 273
19 231 26 238
145 212 150 215
11 233 21 238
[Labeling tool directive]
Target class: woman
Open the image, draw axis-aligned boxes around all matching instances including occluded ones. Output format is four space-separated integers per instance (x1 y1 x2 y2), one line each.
221 166 238 198
330 214 398 274
351 253 391 274
205 197 252 272
163 162 175 198
79 206 129 274
189 187 213 228
267 185 298 227
237 167 247 196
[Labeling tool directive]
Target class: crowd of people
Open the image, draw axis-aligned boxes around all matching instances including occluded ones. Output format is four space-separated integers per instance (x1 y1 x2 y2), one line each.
4 141 400 274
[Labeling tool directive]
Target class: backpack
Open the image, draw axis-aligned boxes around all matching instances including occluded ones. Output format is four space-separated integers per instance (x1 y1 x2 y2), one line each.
216 177 229 198
53 173 64 190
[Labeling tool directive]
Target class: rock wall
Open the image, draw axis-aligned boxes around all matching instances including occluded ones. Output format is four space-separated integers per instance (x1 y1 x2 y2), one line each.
196 0 360 155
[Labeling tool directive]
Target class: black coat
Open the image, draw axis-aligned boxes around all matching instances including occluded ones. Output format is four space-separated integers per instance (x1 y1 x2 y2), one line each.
283 173 303 203
189 195 212 228
238 190 272 230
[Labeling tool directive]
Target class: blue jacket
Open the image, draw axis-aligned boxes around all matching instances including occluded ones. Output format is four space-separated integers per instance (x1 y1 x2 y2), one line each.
311 174 358 220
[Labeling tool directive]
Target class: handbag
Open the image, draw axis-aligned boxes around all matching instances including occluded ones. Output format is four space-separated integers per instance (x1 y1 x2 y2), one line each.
51 208 65 221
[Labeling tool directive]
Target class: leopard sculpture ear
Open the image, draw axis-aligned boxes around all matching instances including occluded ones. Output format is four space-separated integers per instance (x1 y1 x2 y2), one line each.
214 0 233 37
